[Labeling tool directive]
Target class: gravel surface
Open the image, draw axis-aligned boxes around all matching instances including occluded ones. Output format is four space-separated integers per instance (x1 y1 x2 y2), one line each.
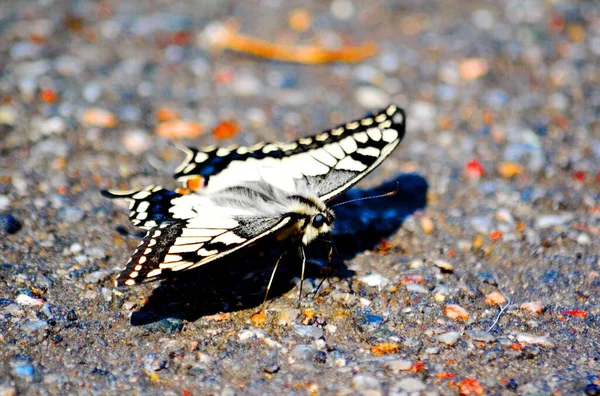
1 1 600 395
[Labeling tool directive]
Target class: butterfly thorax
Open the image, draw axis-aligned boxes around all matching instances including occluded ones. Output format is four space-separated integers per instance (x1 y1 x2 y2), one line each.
207 180 335 246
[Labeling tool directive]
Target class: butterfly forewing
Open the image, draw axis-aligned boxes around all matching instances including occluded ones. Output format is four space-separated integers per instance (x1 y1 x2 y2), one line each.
173 104 405 202
113 214 292 286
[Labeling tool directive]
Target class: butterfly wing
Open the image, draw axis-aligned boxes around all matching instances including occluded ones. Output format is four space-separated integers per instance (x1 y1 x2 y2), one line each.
102 186 292 286
173 104 406 202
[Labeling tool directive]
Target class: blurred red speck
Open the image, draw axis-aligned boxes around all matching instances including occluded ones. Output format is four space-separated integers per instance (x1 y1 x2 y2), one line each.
572 171 585 181
548 12 565 32
57 186 68 195
596 171 600 182
560 310 588 319
465 159 484 179
437 372 456 381
401 275 424 284
489 231 503 241
40 90 58 103
412 361 425 372
214 70 235 84
213 121 240 140
458 378 485 396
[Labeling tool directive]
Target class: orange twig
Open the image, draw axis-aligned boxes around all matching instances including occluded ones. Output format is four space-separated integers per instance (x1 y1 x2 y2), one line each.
208 22 378 64
572 224 600 236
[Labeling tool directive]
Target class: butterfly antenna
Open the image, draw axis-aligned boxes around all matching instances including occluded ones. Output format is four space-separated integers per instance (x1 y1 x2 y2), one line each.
331 182 400 208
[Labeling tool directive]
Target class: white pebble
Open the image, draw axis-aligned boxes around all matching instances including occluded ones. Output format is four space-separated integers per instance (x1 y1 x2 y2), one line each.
355 86 390 109
438 331 461 345
330 0 355 20
516 333 555 348
358 273 390 287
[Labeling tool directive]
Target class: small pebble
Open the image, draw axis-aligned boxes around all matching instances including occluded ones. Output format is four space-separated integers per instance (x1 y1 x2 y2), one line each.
406 283 428 293
421 216 434 234
516 333 555 348
84 270 112 284
330 0 355 20
520 301 545 315
81 108 117 128
536 214 574 228
577 233 592 245
466 330 496 343
358 273 389 287
122 129 152 155
58 207 85 223
497 162 524 178
434 260 453 272
385 359 413 372
460 58 489 80
276 308 300 326
292 324 323 339
393 377 426 392
0 214 22 234
16 294 44 306
485 291 507 305
444 304 469 321
438 331 461 345
355 86 390 109
351 374 381 393
289 345 317 361
156 121 203 139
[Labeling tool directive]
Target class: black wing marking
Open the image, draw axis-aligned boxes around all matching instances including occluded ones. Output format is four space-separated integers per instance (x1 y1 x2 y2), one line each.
172 105 406 201
101 185 184 229
114 215 292 286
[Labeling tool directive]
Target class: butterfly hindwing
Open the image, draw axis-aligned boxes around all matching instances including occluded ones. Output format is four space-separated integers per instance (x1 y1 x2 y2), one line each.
112 213 293 286
173 105 406 201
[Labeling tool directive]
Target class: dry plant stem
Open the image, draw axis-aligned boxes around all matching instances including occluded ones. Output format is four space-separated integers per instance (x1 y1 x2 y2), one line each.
215 24 378 64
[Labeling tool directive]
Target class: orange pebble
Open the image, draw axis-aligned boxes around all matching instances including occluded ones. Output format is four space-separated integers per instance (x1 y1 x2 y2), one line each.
156 107 180 121
212 120 240 140
444 304 469 321
370 342 400 356
289 9 312 31
156 120 203 139
485 291 507 305
497 162 524 178
458 378 485 396
460 58 489 80
251 311 266 326
520 301 545 315
421 216 434 234
81 108 117 128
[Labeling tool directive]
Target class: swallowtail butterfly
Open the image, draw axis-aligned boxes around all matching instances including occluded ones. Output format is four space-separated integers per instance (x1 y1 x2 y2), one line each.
103 104 406 287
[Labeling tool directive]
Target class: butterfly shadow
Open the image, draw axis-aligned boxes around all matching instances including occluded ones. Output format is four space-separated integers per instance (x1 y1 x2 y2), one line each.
129 173 428 326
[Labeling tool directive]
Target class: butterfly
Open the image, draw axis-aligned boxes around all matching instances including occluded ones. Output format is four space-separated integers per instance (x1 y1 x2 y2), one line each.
102 104 406 291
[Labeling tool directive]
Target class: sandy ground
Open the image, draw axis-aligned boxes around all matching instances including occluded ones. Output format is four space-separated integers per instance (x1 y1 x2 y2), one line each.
1 0 599 395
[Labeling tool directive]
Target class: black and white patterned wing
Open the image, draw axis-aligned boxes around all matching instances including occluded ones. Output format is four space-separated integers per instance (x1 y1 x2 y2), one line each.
101 185 183 229
112 215 291 286
173 105 406 202
102 187 293 286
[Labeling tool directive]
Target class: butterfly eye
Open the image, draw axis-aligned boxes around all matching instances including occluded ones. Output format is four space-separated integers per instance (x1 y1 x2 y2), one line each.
312 214 326 228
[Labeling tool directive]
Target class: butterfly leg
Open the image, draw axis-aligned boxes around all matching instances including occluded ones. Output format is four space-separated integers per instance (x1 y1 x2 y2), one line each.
261 249 287 311
298 244 306 307
313 235 339 298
